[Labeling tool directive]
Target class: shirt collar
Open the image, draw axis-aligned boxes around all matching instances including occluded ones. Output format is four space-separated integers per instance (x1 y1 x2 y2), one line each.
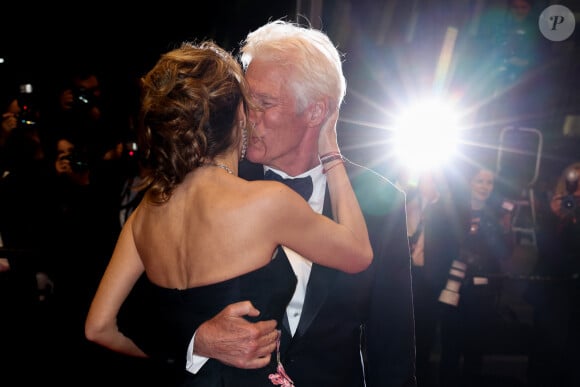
264 164 325 213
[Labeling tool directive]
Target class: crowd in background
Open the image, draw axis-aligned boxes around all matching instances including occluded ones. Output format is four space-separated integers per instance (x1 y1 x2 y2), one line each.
398 152 579 387
0 64 155 385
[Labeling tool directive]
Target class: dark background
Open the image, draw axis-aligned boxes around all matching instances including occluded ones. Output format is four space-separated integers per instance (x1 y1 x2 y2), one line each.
2 1 296 77
0 0 298 112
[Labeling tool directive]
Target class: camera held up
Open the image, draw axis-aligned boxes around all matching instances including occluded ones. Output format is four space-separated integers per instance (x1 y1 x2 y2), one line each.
63 149 90 174
17 83 39 129
560 167 580 220
71 86 97 109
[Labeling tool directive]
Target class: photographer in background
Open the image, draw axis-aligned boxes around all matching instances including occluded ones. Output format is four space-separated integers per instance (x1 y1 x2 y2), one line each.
1 83 43 172
439 162 514 387
41 63 124 165
1 92 21 172
53 131 91 185
1 92 21 152
28 125 125 384
58 70 102 121
549 162 580 224
42 66 101 137
0 82 53 384
42 63 133 249
526 161 580 387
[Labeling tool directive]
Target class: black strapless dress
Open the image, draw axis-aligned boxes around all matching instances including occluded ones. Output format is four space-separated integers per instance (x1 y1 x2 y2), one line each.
125 247 297 387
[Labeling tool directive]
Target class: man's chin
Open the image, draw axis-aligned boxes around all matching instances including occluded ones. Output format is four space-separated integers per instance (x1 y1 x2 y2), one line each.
246 149 267 164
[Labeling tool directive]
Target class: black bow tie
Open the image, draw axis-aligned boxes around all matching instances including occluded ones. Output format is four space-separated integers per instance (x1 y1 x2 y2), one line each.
264 169 313 201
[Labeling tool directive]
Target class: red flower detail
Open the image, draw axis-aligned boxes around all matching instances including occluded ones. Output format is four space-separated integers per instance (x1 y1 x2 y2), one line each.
268 330 295 386
269 363 295 387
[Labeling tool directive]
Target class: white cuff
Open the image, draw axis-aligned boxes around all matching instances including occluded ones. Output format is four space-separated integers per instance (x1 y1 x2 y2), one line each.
185 331 210 374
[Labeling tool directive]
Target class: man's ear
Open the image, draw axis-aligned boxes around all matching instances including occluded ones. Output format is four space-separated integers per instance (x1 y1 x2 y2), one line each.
308 100 328 127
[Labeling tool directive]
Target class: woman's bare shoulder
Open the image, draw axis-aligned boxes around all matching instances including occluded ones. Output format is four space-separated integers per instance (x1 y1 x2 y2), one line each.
242 179 305 209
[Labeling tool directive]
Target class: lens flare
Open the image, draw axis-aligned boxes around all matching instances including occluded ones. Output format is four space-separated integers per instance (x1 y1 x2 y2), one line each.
392 98 461 173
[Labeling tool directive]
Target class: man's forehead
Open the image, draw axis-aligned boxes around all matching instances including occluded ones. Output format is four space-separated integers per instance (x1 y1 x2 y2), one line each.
246 60 295 104
247 59 285 83
248 77 284 101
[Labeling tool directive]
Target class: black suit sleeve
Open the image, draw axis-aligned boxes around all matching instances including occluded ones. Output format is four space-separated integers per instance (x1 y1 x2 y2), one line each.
351 166 417 387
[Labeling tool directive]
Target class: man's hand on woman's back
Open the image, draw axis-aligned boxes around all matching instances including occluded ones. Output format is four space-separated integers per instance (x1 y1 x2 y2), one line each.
194 301 279 369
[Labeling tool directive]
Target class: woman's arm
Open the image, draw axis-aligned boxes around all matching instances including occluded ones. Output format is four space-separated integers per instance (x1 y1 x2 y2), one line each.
267 108 373 273
85 213 148 357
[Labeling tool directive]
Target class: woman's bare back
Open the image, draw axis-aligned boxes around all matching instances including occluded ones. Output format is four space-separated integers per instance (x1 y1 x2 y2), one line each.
130 167 279 290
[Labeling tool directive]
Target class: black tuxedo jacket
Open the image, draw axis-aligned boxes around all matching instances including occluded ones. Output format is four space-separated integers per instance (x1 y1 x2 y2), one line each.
240 160 416 387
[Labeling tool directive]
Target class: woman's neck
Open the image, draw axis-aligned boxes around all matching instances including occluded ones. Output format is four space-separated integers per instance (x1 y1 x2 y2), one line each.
471 199 485 211
210 152 239 175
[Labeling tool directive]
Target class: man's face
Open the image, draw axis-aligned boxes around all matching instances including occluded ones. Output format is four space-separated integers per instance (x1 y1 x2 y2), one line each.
244 59 311 171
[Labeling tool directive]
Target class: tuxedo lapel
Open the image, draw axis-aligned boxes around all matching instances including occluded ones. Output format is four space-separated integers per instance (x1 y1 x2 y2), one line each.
240 162 296 339
293 184 337 339
241 160 342 343
294 264 337 339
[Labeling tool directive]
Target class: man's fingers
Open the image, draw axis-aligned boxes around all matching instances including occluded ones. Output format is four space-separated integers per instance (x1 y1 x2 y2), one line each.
229 353 272 369
252 319 277 336
224 300 260 318
195 302 281 368
237 321 278 354
254 329 279 358
221 321 279 369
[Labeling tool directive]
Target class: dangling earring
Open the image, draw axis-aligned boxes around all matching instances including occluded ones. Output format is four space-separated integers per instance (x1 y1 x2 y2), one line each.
240 123 248 160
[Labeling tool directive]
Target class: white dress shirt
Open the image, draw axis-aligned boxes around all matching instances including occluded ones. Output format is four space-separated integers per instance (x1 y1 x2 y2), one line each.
186 164 326 373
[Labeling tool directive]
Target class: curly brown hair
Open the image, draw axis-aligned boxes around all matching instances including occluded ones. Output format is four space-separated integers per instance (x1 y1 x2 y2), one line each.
137 41 251 203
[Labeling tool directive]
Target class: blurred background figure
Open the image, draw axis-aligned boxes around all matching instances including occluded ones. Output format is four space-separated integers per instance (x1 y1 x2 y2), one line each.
40 62 140 259
53 132 90 185
548 162 580 223
0 64 133 383
471 0 551 131
525 161 580 387
439 162 514 387
398 168 464 387
117 139 145 227
1 92 20 166
1 82 43 174
43 66 102 124
56 70 102 122
26 124 126 385
494 0 544 84
41 63 128 169
0 81 52 385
